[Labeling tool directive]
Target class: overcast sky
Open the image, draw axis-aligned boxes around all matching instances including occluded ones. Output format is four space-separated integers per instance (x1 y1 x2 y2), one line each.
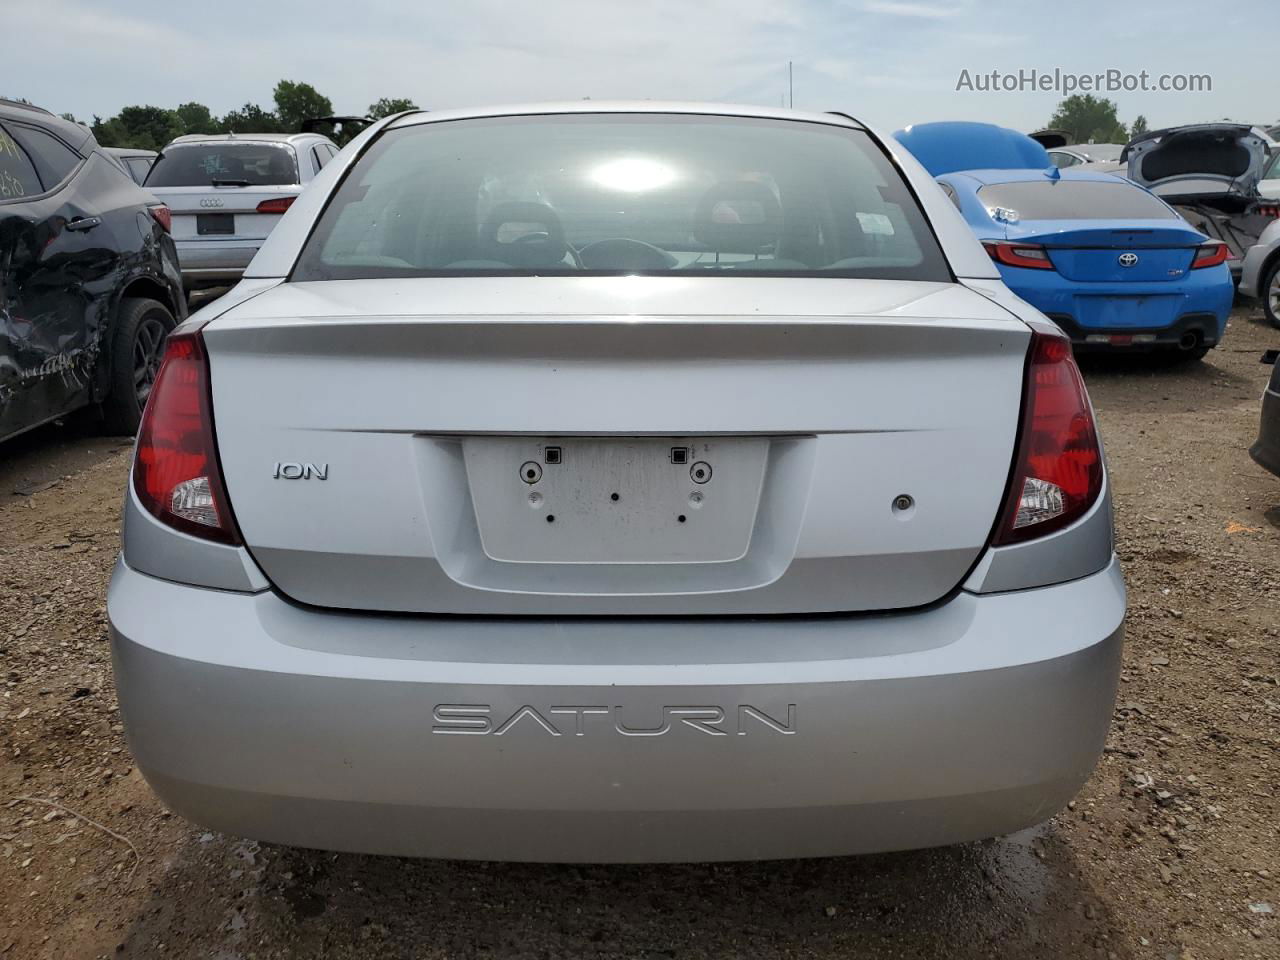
9 0 1273 135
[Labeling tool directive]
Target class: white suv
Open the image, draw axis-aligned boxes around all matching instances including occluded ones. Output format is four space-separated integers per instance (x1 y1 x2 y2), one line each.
145 132 339 293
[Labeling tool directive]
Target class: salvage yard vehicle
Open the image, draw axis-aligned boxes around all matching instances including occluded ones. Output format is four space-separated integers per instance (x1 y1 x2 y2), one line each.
108 102 1125 863
144 131 339 293
895 120 1051 176
1047 143 1124 169
1252 350 1280 478
1122 124 1280 279
1260 150 1280 201
1238 218 1280 328
898 122 1233 358
104 147 157 186
939 168 1233 358
0 99 184 443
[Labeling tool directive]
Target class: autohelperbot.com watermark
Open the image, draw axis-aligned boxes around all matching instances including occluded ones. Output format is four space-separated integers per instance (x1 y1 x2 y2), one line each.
956 68 1212 95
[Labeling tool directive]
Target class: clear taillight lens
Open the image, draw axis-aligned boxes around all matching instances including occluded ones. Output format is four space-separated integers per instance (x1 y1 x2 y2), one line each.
993 328 1104 545
133 331 240 545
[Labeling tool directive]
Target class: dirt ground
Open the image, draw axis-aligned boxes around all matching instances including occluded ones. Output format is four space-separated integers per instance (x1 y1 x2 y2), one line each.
1 307 1277 960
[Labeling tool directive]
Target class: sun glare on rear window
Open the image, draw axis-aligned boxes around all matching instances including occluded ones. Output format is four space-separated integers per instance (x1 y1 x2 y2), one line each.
290 114 951 281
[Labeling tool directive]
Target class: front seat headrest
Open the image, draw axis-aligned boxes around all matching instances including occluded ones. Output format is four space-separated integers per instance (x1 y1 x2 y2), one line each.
479 201 569 268
693 181 782 255
266 150 294 181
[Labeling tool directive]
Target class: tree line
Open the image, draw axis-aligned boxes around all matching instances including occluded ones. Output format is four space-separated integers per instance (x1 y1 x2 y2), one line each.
88 89 1134 153
1046 94 1148 144
83 89 1125 152
57 91 1166 152
17 87 1262 154
66 80 417 151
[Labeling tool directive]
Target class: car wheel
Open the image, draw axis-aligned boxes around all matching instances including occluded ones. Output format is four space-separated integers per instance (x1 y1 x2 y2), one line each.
101 297 175 436
1176 345 1211 364
1263 258 1280 330
1152 344 1211 366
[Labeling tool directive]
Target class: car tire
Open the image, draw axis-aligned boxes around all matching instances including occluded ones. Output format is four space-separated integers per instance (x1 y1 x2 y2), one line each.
101 297 175 436
1262 258 1280 331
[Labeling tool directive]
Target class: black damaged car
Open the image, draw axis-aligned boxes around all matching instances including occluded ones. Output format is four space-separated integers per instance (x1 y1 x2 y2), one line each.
1 99 184 443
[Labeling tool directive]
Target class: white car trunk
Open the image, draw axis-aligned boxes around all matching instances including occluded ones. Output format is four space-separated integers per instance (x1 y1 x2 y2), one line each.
203 277 1030 615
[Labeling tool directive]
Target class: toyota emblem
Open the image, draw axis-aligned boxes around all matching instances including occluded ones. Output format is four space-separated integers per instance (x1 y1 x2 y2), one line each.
200 198 224 208
1118 252 1139 267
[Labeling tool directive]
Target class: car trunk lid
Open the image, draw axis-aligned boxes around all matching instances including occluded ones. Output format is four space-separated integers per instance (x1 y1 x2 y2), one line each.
1124 124 1269 202
203 277 1031 616
1007 222 1207 282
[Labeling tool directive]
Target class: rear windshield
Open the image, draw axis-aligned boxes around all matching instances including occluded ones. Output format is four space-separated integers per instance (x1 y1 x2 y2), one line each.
977 180 1177 221
291 114 950 280
146 142 298 187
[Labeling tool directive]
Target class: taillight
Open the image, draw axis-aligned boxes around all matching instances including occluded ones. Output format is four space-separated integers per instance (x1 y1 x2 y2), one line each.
133 330 240 545
1256 203 1280 219
983 241 1055 271
149 204 172 233
993 328 1103 545
1190 241 1230 269
255 197 296 215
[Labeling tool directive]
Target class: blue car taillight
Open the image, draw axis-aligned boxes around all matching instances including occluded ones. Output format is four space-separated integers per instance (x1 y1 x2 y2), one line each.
983 240 1055 271
1190 241 1230 270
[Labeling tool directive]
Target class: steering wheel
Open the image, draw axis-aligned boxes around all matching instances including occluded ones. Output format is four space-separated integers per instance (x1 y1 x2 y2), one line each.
578 238 677 271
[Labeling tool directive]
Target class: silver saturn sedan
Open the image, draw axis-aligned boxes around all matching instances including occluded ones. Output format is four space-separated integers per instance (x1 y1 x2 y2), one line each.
108 103 1124 863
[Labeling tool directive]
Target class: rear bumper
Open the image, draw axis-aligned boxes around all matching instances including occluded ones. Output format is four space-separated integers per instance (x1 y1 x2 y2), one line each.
174 239 261 289
1001 267 1232 349
1047 311 1225 352
108 557 1125 862
1251 381 1280 478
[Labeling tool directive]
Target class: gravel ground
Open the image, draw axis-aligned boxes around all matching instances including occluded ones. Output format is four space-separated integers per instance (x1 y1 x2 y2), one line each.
1 307 1277 960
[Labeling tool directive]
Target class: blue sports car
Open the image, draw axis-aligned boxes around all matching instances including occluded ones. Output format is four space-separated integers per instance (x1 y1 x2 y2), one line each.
896 123 1234 358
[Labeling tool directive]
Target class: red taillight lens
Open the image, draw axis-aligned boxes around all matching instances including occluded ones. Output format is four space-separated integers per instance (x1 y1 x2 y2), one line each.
149 204 172 233
983 241 1055 271
1190 241 1230 269
1256 203 1280 219
255 197 296 215
993 329 1103 545
133 331 240 545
